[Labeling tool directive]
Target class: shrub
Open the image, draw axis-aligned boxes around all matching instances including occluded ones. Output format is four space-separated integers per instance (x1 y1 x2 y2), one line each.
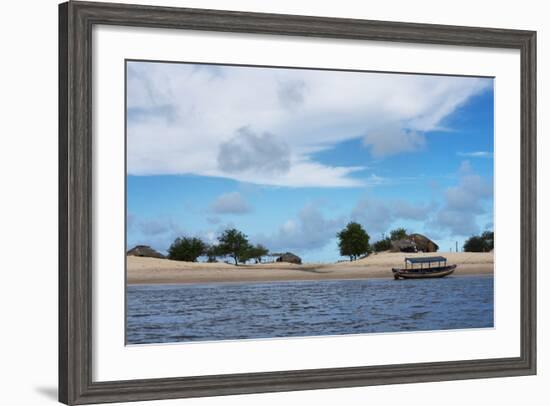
168 237 207 262
463 230 494 252
242 244 269 264
373 237 392 252
389 228 407 241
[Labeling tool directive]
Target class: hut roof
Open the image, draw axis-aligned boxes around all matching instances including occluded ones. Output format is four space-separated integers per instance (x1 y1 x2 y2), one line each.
127 245 165 259
392 239 416 249
276 252 302 264
408 233 439 251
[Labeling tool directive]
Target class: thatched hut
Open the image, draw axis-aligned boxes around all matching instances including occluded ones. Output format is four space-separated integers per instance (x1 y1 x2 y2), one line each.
409 233 439 253
390 234 438 253
391 239 417 253
127 245 165 259
275 252 302 264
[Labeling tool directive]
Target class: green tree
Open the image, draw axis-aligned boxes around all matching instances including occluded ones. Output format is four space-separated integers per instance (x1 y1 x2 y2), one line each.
217 228 250 265
463 235 489 252
337 222 370 261
373 237 392 252
168 237 207 262
463 230 494 252
481 230 494 251
243 244 269 264
389 227 408 241
205 244 221 263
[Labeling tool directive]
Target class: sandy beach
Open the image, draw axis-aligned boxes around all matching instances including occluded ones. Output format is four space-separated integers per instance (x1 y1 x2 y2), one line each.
127 252 493 285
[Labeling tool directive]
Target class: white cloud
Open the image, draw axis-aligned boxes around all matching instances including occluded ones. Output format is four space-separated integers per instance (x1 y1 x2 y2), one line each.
457 151 493 158
127 217 185 253
127 62 491 187
217 127 291 175
255 203 346 253
210 192 252 215
127 212 136 230
138 219 172 236
351 197 435 238
347 162 493 242
362 125 426 158
206 216 221 225
430 161 493 236
277 79 307 109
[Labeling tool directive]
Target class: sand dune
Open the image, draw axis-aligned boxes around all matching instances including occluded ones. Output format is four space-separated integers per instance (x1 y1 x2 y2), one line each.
127 252 493 285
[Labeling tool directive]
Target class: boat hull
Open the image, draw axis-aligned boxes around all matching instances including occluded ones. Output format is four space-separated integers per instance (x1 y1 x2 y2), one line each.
392 264 457 279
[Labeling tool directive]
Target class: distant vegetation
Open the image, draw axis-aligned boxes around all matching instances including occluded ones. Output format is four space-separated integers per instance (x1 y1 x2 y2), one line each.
463 231 494 252
389 228 408 241
166 224 447 264
243 244 270 264
205 244 222 263
337 222 371 261
372 237 392 253
168 228 270 265
372 228 408 253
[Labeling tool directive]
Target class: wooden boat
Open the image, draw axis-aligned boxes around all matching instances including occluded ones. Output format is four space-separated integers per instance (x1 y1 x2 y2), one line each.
392 256 456 279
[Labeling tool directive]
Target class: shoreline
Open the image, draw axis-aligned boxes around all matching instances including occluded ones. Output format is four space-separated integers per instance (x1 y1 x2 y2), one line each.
128 273 494 287
127 252 494 285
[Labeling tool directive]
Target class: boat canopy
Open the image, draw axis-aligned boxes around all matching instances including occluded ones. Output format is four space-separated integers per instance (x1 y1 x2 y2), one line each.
405 256 447 264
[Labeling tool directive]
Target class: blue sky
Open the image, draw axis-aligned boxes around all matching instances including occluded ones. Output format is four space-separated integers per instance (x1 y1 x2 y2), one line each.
126 61 494 262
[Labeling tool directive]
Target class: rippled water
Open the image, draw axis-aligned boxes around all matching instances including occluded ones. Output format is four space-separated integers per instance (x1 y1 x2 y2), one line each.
126 275 493 344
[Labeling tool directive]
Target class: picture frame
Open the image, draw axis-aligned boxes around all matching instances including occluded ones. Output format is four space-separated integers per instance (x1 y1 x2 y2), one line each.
59 1 537 404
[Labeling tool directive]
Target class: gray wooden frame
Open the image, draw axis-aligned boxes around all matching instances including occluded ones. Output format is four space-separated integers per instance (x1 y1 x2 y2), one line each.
59 1 537 404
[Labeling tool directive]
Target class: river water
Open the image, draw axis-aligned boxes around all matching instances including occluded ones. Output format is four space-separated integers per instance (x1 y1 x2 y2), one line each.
126 275 493 344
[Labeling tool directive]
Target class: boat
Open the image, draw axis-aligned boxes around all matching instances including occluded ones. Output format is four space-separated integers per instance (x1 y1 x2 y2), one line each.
392 256 456 279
